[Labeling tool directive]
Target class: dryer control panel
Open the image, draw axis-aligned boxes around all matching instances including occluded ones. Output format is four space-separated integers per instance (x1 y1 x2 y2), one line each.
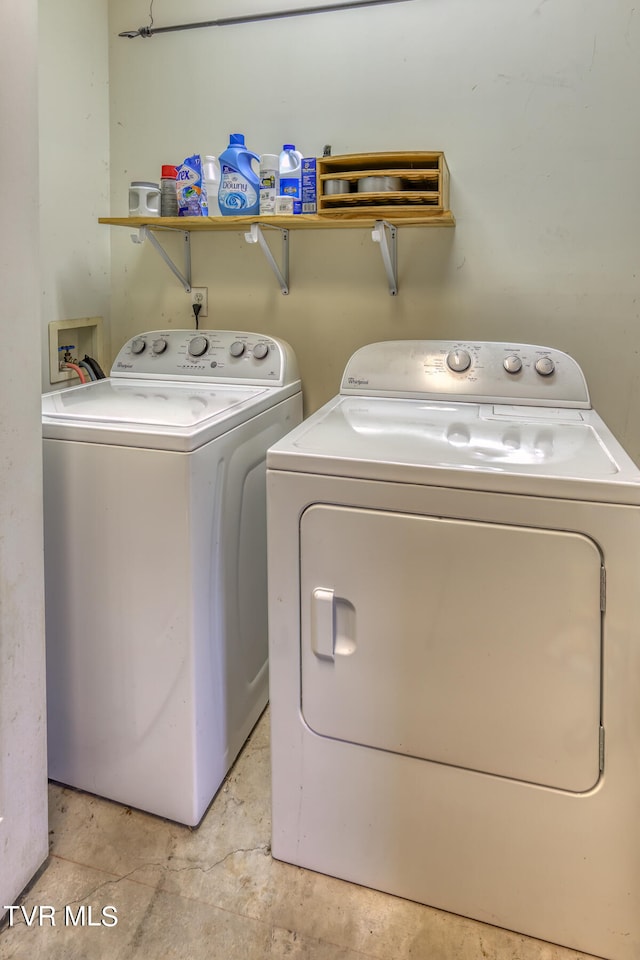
341 340 591 408
111 330 299 386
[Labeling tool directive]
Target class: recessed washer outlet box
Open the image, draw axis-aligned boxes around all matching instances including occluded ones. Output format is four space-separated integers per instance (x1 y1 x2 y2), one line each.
49 317 105 384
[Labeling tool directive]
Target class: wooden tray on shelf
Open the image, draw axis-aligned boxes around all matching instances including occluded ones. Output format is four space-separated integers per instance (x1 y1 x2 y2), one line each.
316 151 452 221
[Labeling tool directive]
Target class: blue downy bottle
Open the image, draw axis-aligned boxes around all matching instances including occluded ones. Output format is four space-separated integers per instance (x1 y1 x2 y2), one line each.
218 133 260 216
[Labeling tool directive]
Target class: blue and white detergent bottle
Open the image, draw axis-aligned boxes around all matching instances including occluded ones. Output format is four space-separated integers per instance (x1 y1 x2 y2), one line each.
218 133 260 216
279 144 304 214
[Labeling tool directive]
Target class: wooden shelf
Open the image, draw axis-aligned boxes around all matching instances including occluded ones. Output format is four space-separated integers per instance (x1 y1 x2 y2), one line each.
100 175 454 296
100 152 454 233
99 211 455 230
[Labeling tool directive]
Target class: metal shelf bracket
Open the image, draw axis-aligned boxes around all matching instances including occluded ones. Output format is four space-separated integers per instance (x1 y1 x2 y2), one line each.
244 223 290 295
131 226 192 292
372 220 398 296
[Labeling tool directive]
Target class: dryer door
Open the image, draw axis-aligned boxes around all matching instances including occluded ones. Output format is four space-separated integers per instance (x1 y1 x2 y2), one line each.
300 505 603 792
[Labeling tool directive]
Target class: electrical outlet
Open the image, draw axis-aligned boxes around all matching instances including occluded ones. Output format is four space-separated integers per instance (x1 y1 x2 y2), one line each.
191 286 208 318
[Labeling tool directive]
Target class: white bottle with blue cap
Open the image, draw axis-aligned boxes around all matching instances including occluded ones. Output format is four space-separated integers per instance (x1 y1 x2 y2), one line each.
279 144 303 214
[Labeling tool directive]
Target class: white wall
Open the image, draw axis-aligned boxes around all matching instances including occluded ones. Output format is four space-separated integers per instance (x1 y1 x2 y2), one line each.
0 0 110 903
39 0 111 389
0 0 48 907
106 0 640 459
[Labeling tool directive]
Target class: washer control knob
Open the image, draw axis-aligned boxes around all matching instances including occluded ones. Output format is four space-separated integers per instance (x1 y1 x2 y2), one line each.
446 349 471 373
130 338 146 355
188 336 209 358
535 356 556 377
152 338 168 355
230 341 246 358
253 342 269 360
503 355 522 374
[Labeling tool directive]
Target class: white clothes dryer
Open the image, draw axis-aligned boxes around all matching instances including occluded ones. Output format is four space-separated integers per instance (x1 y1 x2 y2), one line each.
267 340 640 960
43 329 301 826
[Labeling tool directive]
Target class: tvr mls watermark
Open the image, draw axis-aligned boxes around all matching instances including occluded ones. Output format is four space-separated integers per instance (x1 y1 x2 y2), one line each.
4 905 118 927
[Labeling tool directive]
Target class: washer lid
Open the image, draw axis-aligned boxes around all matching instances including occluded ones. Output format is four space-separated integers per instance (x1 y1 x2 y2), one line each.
42 378 272 450
267 396 640 504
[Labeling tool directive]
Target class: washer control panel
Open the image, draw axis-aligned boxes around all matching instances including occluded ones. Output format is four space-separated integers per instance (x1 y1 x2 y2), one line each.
341 340 591 407
111 330 298 386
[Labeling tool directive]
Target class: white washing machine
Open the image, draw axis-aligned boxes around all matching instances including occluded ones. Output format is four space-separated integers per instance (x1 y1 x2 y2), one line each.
267 340 640 960
43 329 301 826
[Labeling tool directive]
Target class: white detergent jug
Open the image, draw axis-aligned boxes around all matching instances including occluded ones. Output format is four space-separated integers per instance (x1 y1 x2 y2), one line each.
278 145 303 214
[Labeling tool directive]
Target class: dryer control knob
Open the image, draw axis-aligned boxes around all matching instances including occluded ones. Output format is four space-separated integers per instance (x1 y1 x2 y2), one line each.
130 338 146 355
446 349 471 373
535 356 555 377
152 338 168 355
503 355 522 374
230 341 246 358
253 342 269 360
188 336 209 357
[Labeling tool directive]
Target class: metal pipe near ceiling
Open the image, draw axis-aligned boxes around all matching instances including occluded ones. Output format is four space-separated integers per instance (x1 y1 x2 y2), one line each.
119 0 417 39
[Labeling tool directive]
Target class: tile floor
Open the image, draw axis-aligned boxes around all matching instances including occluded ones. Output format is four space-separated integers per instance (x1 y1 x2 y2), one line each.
0 710 597 960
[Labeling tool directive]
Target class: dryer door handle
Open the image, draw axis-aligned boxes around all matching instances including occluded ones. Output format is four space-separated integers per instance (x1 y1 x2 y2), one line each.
311 587 335 661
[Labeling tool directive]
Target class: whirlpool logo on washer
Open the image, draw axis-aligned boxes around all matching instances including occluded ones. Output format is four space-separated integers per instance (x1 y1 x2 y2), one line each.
115 362 133 369
347 377 369 386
